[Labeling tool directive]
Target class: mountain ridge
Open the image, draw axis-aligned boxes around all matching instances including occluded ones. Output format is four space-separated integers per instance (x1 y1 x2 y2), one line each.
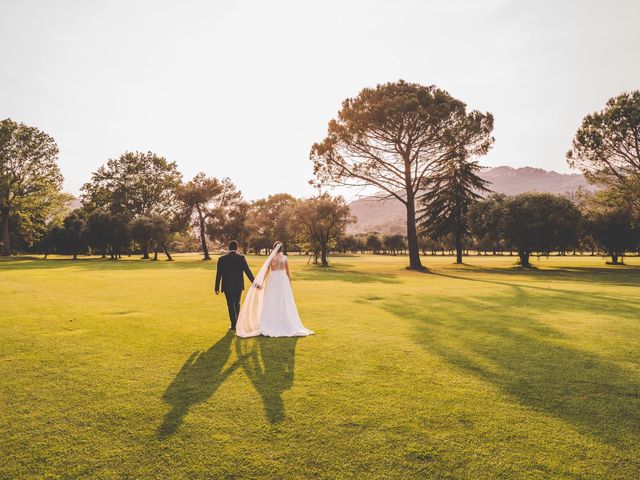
348 166 593 234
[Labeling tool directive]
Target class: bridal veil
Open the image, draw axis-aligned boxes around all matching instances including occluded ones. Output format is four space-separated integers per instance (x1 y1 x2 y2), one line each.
235 242 282 337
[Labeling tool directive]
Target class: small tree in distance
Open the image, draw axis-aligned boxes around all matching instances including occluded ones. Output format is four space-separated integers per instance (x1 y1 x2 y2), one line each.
247 194 299 254
149 215 172 261
129 216 155 260
295 194 354 266
469 194 508 255
207 200 252 253
57 210 87 260
502 193 582 267
366 233 382 254
84 210 111 258
382 234 406 256
581 190 638 265
177 174 241 260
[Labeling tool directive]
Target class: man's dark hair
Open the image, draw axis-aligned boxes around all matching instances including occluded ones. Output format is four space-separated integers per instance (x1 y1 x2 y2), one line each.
228 240 238 251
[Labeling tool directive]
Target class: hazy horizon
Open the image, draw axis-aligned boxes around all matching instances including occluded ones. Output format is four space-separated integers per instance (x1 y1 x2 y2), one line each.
2 0 639 200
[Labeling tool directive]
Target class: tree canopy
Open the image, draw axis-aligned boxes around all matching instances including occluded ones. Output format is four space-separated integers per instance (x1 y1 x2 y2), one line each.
294 194 354 266
81 151 182 216
178 174 241 259
502 193 582 267
247 194 299 253
469 194 507 254
581 190 639 264
311 80 494 269
0 119 65 255
567 90 640 212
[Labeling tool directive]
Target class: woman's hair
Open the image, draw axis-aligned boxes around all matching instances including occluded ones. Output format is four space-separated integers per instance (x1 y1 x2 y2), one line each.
272 240 282 250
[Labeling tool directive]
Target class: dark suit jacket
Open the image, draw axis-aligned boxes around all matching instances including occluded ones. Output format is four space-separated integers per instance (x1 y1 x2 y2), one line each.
215 251 255 292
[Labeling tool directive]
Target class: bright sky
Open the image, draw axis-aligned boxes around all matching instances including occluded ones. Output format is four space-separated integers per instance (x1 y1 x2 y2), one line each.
1 0 639 200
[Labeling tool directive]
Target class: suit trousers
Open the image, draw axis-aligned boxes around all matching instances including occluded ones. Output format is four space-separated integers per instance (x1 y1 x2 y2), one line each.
224 290 242 329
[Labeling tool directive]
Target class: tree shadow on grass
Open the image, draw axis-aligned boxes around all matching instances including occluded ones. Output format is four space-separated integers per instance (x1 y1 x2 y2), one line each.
0 255 42 262
430 270 640 310
158 333 300 438
442 262 640 288
383 279 640 449
0 257 211 271
295 264 399 284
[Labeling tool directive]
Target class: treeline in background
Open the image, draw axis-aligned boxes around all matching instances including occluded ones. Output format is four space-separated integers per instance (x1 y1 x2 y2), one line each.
1 149 355 265
2 81 639 268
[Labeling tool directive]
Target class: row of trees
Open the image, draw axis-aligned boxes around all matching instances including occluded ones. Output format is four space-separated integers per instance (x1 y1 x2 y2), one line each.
309 82 640 268
41 156 355 265
3 83 639 268
336 189 639 266
333 233 408 256
0 120 356 264
428 190 638 266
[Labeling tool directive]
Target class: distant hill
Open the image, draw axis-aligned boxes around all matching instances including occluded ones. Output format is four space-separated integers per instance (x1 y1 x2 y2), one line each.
480 166 590 195
348 166 593 234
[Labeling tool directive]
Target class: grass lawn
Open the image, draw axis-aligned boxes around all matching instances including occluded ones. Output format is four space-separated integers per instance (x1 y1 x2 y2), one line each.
1 253 640 479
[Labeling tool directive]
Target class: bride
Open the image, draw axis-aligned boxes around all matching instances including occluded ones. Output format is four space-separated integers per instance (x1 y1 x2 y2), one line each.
236 241 314 338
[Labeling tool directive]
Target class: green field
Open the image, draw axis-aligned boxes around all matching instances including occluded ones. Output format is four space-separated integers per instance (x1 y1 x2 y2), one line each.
1 254 639 479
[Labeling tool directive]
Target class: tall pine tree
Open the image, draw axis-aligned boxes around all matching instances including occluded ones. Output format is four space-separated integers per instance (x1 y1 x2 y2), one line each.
417 157 491 264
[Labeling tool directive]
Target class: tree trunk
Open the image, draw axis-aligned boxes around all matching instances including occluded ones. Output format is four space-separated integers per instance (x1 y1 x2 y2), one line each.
197 208 210 260
404 195 423 269
162 242 173 261
1 211 10 256
611 252 619 265
519 251 530 267
455 233 463 264
152 248 158 261
321 246 328 266
142 243 150 260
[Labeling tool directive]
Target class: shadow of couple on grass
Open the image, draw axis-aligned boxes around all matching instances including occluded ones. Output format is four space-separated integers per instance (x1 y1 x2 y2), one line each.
158 332 298 439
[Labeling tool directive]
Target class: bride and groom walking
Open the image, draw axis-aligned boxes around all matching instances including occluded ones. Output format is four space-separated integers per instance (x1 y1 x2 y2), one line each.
214 240 314 338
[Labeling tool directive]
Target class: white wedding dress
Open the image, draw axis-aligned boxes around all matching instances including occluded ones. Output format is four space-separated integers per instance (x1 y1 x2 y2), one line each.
236 243 314 338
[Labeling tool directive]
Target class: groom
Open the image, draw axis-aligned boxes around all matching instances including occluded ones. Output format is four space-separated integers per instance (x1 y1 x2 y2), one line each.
215 240 255 330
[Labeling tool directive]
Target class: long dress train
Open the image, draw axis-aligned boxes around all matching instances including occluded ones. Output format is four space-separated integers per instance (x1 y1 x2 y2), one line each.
236 248 313 338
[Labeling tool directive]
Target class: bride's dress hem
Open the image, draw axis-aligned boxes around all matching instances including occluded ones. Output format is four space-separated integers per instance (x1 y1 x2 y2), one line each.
236 329 314 339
